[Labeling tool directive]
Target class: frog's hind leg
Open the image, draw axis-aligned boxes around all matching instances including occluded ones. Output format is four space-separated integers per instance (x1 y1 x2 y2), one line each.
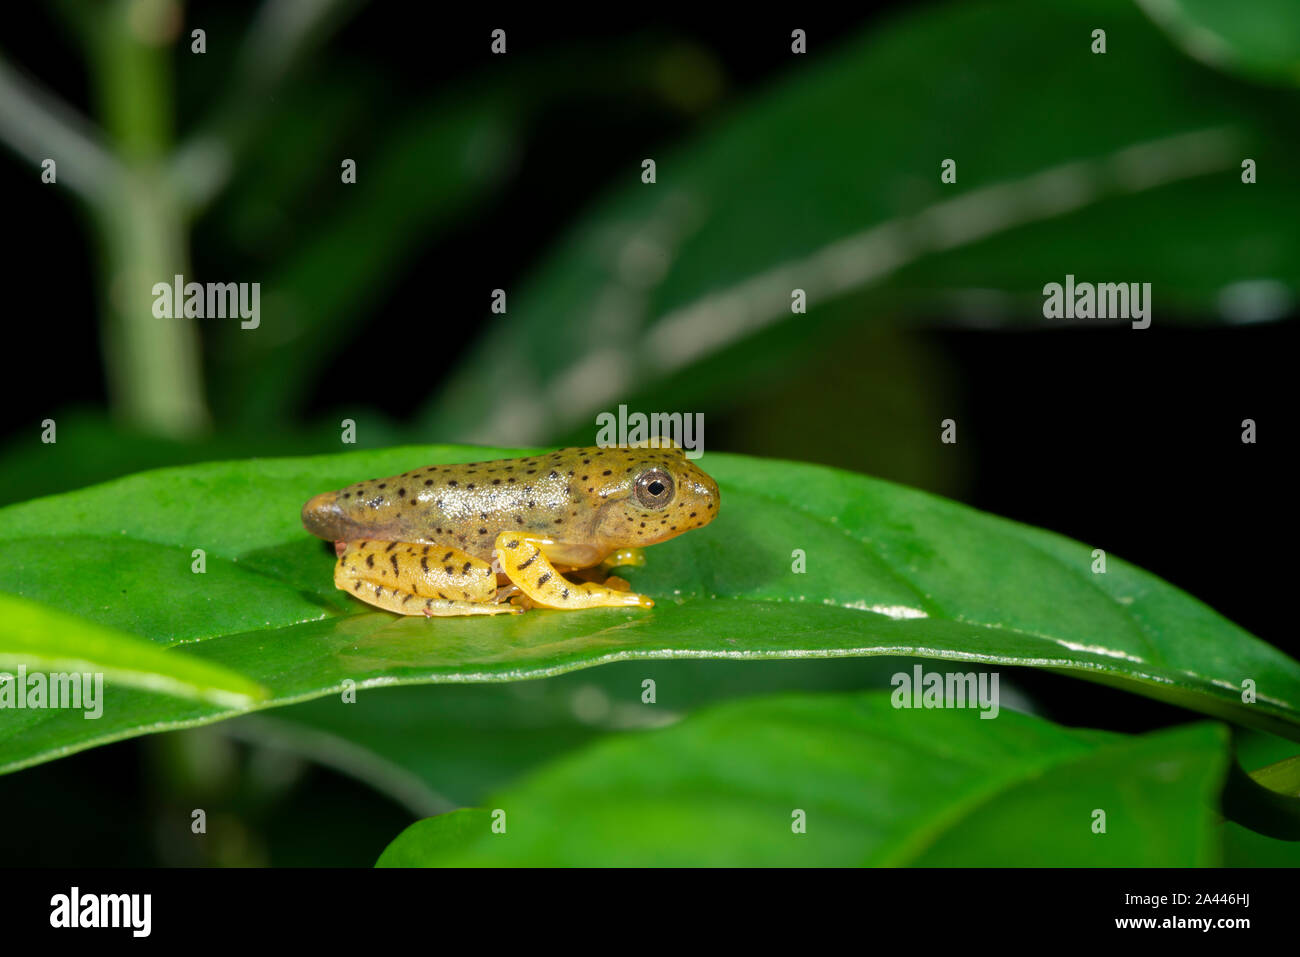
335 541 520 617
494 533 653 610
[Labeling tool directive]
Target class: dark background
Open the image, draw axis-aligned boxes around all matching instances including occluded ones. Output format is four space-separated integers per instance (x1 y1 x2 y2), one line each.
1 2 1292 864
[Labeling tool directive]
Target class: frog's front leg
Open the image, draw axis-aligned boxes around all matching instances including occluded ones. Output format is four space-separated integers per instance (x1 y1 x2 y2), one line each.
494 533 654 610
335 541 520 617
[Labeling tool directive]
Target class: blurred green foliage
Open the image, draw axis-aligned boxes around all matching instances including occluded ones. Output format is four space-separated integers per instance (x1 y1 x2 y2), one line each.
378 693 1230 866
4 0 1299 503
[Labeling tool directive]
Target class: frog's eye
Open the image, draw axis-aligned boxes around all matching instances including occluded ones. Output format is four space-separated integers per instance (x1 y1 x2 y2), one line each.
634 468 675 509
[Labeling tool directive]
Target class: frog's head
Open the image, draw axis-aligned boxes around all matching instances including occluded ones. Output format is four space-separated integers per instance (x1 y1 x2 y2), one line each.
592 446 720 548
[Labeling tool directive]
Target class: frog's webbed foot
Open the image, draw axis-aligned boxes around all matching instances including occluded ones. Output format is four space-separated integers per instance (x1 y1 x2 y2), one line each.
335 540 520 617
495 533 653 610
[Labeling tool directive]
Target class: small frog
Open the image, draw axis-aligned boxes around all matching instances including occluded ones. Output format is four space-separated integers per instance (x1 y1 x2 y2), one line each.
302 445 719 616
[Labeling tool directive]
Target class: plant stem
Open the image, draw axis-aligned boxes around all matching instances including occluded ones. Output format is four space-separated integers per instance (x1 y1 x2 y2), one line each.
90 0 208 437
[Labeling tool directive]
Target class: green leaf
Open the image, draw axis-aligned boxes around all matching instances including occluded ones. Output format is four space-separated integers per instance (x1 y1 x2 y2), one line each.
376 691 1230 866
421 0 1300 444
0 592 266 709
1215 729 1300 854
241 657 906 808
1220 736 1300 840
1249 754 1300 795
1138 0 1300 86
1223 822 1300 866
376 809 493 867
0 445 1295 776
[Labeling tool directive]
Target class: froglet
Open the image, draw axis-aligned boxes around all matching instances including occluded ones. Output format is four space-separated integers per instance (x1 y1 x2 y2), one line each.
302 445 720 616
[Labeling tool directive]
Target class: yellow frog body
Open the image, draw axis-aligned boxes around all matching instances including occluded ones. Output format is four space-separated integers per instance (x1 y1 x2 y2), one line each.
302 446 719 616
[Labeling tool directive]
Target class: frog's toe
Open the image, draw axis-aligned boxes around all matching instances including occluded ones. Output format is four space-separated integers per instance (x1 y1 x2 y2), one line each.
496 532 655 611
